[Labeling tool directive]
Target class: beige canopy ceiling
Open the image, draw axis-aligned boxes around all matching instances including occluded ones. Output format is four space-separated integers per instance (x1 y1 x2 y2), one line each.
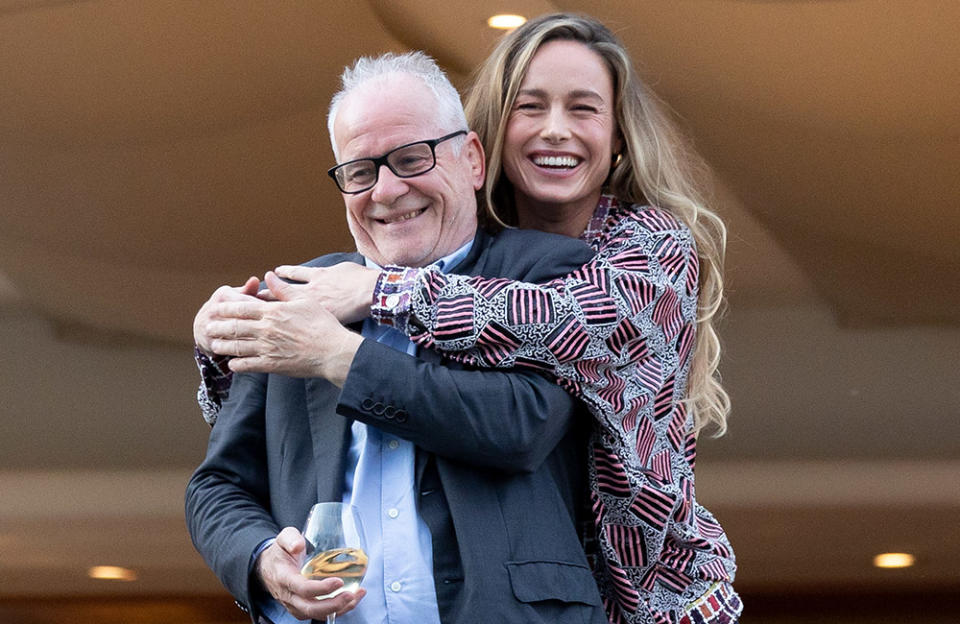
1 0 957 343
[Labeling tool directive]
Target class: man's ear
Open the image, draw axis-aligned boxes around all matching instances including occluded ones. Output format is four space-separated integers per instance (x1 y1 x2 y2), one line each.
464 131 486 191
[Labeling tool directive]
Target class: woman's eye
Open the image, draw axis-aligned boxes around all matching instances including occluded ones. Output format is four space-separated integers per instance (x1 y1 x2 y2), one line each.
515 101 542 111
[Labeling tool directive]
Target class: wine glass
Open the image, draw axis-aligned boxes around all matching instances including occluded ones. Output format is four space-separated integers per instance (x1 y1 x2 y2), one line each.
300 502 368 624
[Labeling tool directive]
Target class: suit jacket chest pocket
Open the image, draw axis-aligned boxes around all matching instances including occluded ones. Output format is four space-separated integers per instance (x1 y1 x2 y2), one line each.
505 560 602 623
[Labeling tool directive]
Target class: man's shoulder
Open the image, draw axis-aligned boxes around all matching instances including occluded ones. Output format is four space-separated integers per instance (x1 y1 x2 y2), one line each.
473 227 594 281
483 227 593 259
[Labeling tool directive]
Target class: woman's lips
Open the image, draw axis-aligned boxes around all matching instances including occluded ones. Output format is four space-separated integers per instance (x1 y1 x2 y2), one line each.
531 154 581 169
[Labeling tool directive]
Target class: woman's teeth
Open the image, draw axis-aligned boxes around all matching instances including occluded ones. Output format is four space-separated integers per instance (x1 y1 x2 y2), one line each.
533 155 579 168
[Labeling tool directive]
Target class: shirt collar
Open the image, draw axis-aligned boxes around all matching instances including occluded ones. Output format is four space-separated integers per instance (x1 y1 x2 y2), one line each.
364 237 474 275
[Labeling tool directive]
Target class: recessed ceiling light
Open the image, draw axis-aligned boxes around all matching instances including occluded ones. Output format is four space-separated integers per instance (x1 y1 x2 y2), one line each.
487 14 526 30
873 552 915 569
88 565 138 581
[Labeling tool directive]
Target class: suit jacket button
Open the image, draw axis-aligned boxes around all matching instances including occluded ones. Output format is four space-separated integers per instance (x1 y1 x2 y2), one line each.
395 410 408 423
372 402 386 416
361 398 375 411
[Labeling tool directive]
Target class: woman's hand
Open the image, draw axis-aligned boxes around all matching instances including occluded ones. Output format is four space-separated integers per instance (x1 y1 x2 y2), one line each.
268 263 379 324
193 276 261 356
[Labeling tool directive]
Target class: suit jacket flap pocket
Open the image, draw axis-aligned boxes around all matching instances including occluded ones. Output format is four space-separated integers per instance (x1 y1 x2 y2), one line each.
505 560 598 605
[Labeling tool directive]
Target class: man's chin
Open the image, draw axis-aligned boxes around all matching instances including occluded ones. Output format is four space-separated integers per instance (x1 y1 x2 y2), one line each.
372 247 431 268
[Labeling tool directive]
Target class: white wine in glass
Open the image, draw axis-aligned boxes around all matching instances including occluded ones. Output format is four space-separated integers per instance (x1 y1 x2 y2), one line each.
300 503 368 623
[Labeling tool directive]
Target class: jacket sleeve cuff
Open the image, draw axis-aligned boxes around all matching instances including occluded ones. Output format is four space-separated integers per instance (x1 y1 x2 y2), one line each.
370 266 420 332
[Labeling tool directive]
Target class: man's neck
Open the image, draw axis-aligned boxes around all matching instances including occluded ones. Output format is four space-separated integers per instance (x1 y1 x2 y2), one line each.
366 231 477 271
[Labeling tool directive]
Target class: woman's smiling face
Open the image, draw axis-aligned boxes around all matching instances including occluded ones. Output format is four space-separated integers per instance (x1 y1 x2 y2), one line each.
502 39 620 228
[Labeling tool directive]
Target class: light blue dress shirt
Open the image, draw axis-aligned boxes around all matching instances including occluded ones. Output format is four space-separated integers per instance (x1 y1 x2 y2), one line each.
258 241 472 624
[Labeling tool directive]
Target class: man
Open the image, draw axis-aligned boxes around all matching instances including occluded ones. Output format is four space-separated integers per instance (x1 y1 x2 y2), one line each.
186 52 605 624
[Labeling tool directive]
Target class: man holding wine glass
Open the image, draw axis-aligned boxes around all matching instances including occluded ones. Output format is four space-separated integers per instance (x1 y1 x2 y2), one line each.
186 52 606 624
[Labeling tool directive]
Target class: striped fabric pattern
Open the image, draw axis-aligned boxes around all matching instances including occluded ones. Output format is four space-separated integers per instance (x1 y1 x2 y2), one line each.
595 443 633 498
607 317 642 355
652 287 684 342
597 367 627 414
570 281 619 324
621 395 649 433
634 416 656 467
608 560 642 614
615 272 656 316
674 478 694 524
544 314 591 362
505 286 555 325
684 432 697 470
654 235 688 286
571 259 610 293
433 295 474 340
631 484 677 532
654 375 676 421
475 320 521 366
675 323 695 368
606 523 649 568
647 449 674 485
668 403 688 453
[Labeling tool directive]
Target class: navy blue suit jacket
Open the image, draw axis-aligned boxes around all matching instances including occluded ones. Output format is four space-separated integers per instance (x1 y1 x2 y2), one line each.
186 227 607 623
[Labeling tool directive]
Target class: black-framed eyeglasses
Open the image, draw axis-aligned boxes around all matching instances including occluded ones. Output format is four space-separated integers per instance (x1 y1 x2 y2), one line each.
327 130 468 194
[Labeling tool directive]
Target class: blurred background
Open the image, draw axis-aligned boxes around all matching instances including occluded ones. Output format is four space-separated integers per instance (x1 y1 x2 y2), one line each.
1 1 958 622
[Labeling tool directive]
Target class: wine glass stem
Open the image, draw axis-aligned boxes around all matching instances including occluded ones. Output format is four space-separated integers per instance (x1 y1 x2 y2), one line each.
326 614 336 624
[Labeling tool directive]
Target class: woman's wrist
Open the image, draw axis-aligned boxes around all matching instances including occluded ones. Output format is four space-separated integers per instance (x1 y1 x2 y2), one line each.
371 266 420 330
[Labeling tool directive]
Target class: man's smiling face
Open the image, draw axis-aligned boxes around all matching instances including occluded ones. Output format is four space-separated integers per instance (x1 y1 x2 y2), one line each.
332 73 483 267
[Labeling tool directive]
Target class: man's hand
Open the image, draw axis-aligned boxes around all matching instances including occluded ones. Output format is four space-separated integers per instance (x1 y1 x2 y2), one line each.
271 263 379 324
205 271 364 385
193 277 261 357
256 527 365 621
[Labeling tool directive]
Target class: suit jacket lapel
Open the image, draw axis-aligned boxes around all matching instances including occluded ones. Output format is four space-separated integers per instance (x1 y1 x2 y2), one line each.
304 377 351 502
299 249 365 502
303 317 364 503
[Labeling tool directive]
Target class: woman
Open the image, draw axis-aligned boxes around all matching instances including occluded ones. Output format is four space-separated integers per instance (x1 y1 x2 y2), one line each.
197 13 740 624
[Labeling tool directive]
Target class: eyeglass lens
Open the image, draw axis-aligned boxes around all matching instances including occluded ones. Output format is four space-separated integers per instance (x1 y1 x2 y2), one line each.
336 143 436 193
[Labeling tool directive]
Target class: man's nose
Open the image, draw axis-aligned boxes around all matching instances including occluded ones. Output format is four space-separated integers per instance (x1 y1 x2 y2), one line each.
370 164 408 204
540 106 571 143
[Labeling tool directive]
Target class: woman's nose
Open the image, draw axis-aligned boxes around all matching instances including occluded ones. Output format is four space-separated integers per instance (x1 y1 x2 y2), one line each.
540 106 571 143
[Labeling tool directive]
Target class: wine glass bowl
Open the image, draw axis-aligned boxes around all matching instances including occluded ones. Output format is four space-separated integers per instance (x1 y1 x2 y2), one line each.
300 503 368 622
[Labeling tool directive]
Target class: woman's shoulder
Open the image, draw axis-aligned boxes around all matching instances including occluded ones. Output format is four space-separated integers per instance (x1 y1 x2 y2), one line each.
619 202 689 235
597 201 692 251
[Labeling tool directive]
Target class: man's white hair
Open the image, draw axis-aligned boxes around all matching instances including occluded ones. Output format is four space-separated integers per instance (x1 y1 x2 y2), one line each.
327 51 468 161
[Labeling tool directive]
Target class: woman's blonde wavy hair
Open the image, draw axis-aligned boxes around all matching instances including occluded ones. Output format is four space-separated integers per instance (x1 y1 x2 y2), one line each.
464 13 730 436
